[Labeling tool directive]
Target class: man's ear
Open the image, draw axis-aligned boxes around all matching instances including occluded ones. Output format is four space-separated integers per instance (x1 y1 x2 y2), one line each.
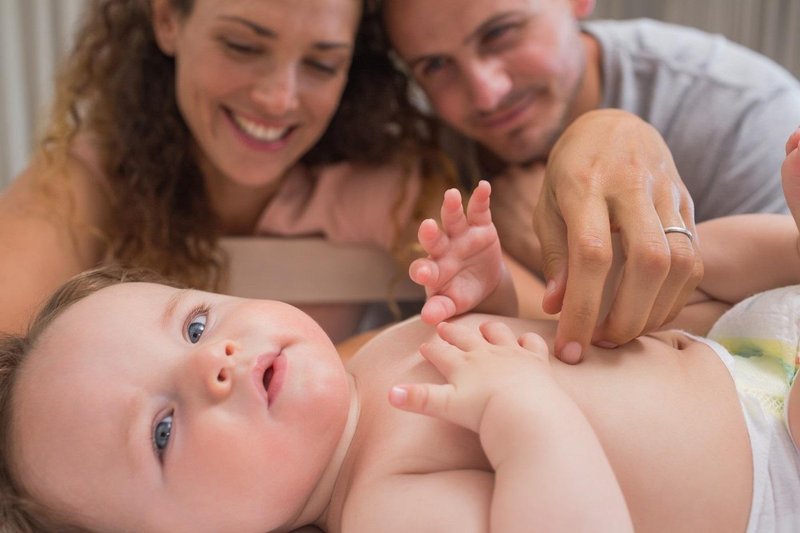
151 0 181 56
571 0 596 19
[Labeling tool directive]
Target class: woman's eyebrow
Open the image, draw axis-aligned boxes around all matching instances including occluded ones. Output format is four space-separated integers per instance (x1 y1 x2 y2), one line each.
217 15 351 50
219 15 276 37
162 289 190 329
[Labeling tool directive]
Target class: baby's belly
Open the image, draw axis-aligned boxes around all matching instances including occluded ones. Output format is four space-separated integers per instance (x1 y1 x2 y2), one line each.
353 314 753 532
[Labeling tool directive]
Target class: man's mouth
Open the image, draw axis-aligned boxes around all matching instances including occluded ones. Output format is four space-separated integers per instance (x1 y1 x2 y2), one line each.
475 88 541 130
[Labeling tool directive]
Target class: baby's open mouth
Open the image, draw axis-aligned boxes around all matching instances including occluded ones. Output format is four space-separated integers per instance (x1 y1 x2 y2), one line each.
262 365 275 392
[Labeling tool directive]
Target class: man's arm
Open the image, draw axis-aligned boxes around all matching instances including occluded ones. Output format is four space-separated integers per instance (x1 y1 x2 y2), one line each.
694 129 800 305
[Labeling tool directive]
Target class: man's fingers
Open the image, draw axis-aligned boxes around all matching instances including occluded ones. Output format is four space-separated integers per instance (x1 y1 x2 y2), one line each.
592 221 670 345
533 196 569 315
555 225 614 363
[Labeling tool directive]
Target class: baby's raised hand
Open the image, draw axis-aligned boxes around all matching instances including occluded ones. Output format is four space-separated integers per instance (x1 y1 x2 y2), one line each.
389 321 553 433
409 181 505 324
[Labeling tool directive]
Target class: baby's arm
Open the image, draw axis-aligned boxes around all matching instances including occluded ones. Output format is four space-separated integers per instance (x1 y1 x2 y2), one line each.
409 181 518 324
390 322 632 532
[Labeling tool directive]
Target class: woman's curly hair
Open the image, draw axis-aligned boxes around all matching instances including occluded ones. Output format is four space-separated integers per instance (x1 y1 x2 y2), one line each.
42 0 451 292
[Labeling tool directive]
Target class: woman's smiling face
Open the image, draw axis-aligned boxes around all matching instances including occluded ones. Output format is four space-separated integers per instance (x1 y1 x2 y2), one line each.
153 0 361 190
11 282 350 532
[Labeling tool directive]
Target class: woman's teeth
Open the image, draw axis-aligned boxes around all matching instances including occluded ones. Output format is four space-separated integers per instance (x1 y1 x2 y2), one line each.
232 113 289 142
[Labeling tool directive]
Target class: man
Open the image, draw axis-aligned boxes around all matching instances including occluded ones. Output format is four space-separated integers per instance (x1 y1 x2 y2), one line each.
381 0 800 360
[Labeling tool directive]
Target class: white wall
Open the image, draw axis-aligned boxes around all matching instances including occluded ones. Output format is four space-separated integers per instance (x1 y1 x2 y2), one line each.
0 0 84 188
1 0 799 188
591 0 800 79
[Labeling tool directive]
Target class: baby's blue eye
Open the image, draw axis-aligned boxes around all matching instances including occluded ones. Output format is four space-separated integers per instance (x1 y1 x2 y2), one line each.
187 314 207 344
153 414 172 455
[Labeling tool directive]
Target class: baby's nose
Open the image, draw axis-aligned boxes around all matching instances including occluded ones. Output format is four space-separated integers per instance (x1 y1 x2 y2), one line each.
187 339 239 402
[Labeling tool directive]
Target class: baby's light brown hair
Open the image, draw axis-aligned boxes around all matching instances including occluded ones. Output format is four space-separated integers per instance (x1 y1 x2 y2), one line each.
0 267 178 532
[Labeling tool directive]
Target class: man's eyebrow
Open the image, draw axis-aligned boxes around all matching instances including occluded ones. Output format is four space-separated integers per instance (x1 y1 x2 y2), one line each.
218 15 351 51
162 289 190 330
405 12 520 71
464 12 519 46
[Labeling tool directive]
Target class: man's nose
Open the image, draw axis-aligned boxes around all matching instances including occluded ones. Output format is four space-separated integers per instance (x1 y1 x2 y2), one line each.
465 58 512 112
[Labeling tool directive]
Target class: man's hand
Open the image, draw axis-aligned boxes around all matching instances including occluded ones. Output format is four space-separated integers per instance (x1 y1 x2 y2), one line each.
535 109 703 363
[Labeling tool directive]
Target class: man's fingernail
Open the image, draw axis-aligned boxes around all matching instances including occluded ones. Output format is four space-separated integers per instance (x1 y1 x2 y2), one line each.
596 341 617 349
545 279 556 295
561 342 582 363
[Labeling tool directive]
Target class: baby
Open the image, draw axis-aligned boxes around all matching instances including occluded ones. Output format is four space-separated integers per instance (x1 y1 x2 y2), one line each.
2 131 800 532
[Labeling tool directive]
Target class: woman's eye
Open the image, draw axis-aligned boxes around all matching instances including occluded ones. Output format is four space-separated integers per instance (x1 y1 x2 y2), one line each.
187 313 207 344
153 414 173 456
222 39 259 56
305 60 338 76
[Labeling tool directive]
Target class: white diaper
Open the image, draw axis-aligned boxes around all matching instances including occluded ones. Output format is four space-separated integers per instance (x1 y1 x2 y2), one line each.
688 334 800 532
694 286 800 531
707 285 800 424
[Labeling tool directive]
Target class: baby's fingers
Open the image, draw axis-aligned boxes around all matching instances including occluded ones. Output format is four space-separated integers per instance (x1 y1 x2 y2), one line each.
409 257 439 287
389 383 451 417
417 218 449 257
420 295 457 324
440 188 470 236
518 331 550 359
389 383 476 430
466 180 493 226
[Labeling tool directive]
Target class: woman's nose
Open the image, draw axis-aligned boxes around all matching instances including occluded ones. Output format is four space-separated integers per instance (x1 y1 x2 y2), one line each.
465 58 512 112
251 65 300 116
184 340 238 402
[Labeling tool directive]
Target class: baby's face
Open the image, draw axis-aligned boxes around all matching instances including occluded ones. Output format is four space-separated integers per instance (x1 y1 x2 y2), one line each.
12 283 350 532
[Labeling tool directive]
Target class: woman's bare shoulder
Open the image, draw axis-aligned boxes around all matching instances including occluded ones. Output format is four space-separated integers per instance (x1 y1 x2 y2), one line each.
0 140 113 332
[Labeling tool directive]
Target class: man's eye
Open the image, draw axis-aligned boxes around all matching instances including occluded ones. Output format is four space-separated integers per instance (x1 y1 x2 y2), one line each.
420 57 449 77
187 313 207 344
153 414 173 456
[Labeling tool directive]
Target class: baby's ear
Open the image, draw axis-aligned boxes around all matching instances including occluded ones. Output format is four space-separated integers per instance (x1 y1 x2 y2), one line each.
151 0 181 56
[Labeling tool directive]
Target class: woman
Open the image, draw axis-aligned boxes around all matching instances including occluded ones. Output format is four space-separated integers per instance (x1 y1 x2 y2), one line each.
0 0 452 341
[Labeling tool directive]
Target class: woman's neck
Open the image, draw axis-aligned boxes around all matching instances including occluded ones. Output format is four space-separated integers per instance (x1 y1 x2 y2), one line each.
197 155 291 235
